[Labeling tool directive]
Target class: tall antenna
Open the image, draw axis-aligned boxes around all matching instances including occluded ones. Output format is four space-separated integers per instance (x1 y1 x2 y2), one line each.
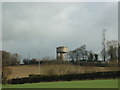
102 29 106 62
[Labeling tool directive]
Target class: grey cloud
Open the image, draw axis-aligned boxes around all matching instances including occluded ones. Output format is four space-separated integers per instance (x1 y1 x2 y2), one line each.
2 2 118 58
0 3 2 50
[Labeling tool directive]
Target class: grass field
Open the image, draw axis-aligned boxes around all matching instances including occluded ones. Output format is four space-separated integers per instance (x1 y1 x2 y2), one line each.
8 65 116 79
3 79 118 88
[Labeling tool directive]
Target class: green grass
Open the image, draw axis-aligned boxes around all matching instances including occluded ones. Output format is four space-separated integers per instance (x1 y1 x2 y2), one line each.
3 79 118 88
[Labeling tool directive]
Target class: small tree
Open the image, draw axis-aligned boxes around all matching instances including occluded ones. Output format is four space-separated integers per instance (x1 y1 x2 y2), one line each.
23 59 29 65
29 59 38 64
88 51 94 61
106 40 118 61
94 54 98 61
2 51 11 65
10 53 20 65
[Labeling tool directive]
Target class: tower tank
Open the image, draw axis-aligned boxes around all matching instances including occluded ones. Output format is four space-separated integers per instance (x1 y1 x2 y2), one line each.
56 46 68 60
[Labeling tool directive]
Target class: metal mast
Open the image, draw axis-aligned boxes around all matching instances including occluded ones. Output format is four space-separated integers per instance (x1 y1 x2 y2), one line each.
102 29 106 62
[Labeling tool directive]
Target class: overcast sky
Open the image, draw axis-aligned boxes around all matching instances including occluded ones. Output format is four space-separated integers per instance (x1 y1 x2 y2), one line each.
0 3 2 51
2 2 118 59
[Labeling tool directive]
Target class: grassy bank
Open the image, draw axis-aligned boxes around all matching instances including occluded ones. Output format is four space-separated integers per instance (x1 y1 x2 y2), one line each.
3 79 118 88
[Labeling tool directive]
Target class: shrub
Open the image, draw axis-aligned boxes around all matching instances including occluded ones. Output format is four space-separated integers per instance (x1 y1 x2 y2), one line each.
9 71 120 84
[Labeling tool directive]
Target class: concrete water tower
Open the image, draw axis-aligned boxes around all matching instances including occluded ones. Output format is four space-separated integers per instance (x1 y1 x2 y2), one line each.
56 46 68 60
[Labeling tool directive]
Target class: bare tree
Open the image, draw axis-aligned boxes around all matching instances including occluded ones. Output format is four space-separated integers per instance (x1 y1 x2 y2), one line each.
88 51 94 61
94 54 98 61
10 53 20 65
76 45 88 61
106 40 118 61
68 45 89 61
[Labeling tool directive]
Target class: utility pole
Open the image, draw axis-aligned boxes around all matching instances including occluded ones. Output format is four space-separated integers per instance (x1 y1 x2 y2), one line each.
38 51 40 74
28 50 30 64
102 29 106 62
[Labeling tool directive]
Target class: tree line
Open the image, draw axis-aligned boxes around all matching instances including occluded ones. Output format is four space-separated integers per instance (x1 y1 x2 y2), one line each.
1 40 119 66
68 45 99 62
69 40 119 62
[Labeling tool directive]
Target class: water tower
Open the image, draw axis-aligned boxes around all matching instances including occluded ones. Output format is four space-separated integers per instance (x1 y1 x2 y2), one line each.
56 46 68 60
